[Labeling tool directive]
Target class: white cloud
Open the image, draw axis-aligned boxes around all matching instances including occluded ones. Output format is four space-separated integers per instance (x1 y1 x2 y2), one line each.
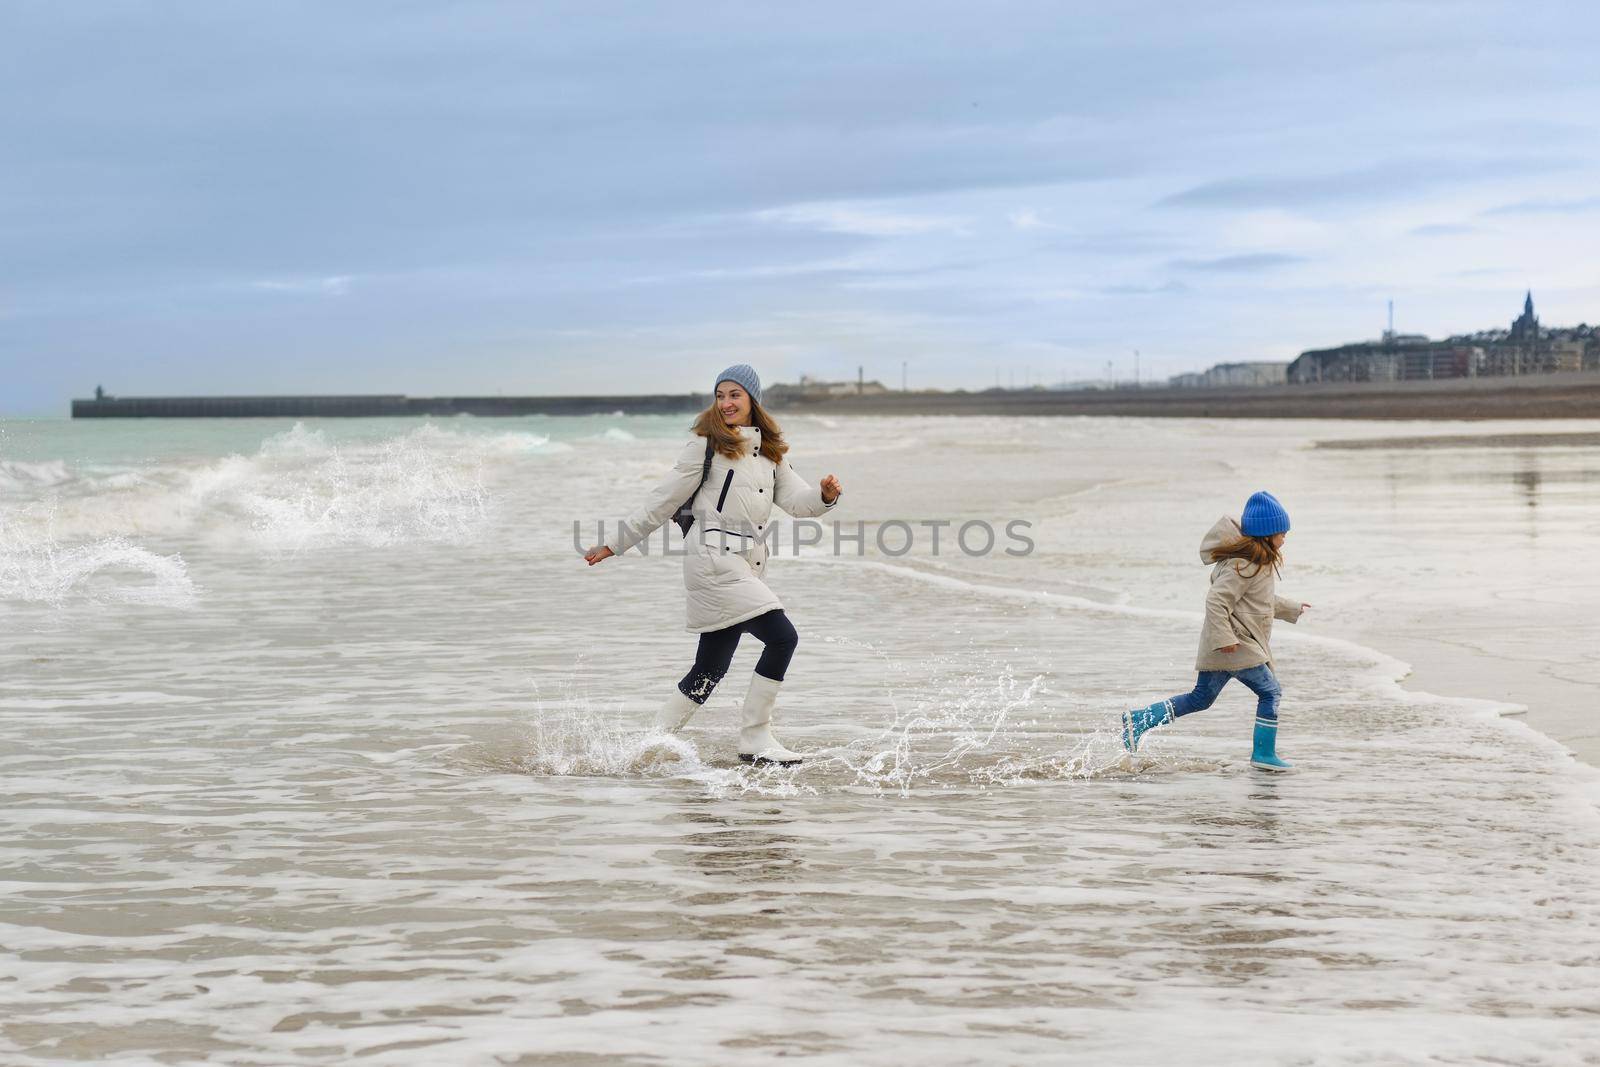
752 203 969 237
1007 208 1059 231
1223 209 1331 247
626 257 867 285
249 275 354 296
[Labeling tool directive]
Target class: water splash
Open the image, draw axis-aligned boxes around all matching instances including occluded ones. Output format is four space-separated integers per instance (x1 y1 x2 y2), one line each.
451 641 1184 798
826 655 1049 795
449 665 822 797
0 517 196 607
225 424 489 549
814 634 1232 793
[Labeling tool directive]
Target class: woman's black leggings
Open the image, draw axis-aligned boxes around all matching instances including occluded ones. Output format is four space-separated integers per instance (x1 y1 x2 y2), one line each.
678 609 798 704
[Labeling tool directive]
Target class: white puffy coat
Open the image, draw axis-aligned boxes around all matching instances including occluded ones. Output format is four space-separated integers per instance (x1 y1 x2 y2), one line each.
604 426 836 633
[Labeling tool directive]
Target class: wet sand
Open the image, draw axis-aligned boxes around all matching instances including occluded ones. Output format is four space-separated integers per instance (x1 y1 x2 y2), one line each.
1307 423 1600 766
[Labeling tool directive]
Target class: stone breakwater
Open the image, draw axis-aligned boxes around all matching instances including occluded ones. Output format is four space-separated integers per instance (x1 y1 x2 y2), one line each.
70 393 708 418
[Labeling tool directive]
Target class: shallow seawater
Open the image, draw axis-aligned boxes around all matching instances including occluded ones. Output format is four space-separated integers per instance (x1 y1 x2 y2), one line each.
2 414 1598 1065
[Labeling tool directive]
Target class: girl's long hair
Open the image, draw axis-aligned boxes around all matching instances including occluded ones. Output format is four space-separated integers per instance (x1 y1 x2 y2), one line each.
1208 534 1283 579
691 400 789 463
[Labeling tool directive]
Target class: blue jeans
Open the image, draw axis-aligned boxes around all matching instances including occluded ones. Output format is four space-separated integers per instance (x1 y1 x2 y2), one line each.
1168 665 1281 723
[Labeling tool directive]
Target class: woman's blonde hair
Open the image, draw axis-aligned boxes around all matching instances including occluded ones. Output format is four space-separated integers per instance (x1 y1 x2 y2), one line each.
691 399 789 463
1208 534 1282 579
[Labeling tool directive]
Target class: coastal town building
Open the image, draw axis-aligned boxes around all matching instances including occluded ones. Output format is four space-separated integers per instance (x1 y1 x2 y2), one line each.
1288 293 1598 384
1289 340 1482 383
1168 361 1288 388
1511 290 1539 341
765 372 890 403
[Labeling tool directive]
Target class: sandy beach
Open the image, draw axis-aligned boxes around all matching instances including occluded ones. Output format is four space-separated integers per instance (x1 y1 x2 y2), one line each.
1305 425 1600 766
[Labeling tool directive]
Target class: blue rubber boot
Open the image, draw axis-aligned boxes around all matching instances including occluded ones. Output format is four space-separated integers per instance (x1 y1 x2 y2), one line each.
1249 717 1294 772
1122 700 1173 752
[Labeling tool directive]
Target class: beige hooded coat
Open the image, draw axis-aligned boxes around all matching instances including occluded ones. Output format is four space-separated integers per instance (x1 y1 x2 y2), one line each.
605 425 835 633
1196 515 1303 672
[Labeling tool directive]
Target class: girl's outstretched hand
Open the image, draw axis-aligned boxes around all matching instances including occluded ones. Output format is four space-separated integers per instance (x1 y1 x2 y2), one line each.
584 546 614 566
820 474 842 504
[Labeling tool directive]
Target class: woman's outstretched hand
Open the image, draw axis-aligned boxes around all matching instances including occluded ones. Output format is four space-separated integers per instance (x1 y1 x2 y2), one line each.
584 546 614 566
820 474 842 504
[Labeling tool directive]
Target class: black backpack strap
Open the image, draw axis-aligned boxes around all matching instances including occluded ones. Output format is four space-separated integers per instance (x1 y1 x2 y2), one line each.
672 435 717 536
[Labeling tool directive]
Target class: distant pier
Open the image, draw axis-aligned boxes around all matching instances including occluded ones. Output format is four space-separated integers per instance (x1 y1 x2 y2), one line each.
71 393 708 418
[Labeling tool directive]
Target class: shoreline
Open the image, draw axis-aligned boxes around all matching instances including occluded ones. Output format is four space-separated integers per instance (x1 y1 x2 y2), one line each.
1373 631 1600 772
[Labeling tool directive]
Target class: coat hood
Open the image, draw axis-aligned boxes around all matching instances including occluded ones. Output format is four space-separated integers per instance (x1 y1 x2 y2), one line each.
1199 514 1243 563
1193 512 1301 672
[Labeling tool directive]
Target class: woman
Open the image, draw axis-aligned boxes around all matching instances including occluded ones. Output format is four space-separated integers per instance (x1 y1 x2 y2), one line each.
584 364 842 766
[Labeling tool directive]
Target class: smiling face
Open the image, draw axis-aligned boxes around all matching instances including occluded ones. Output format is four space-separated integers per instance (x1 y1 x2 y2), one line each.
716 382 752 426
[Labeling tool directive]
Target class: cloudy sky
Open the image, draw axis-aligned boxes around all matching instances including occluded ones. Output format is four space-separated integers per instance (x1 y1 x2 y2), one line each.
4 1 1599 414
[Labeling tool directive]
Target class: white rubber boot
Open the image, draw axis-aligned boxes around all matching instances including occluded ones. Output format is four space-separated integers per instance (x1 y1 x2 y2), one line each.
656 688 701 733
737 673 804 766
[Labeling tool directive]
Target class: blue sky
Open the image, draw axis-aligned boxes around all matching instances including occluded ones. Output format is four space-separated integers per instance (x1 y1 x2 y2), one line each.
4 1 1599 414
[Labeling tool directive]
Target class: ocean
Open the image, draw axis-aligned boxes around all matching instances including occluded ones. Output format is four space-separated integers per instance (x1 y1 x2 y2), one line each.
3 413 1598 1065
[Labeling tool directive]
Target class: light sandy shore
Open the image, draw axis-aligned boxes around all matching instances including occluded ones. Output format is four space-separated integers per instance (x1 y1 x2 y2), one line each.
1306 424 1600 768
1317 431 1600 450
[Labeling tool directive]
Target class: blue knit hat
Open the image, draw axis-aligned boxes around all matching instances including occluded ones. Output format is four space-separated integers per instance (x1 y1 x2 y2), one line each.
714 364 762 406
1240 491 1291 537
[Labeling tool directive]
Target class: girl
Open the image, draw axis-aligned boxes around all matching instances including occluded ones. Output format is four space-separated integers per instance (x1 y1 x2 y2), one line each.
1122 491 1309 771
584 364 842 766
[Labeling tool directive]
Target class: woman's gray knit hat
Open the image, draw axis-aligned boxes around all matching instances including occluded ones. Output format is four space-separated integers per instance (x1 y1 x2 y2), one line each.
714 364 762 406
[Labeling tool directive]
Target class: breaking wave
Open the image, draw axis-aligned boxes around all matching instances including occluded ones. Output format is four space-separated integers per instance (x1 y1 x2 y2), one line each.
4 423 495 551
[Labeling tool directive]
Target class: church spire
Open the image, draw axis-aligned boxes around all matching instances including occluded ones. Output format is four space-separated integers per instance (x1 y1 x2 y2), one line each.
1511 290 1540 341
